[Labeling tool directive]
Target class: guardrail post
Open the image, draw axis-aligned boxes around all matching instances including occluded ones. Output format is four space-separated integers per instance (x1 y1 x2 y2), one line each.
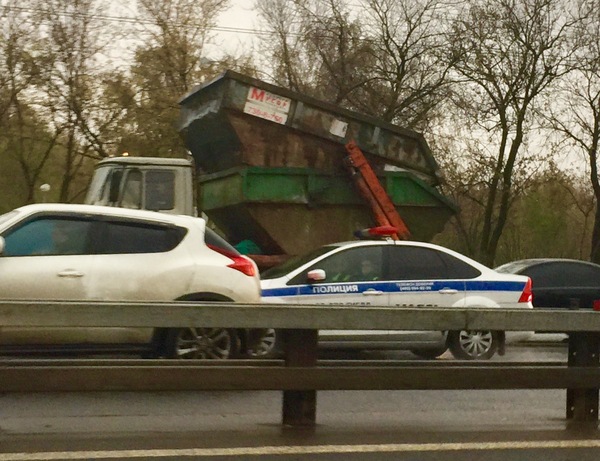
566 332 600 425
282 329 318 426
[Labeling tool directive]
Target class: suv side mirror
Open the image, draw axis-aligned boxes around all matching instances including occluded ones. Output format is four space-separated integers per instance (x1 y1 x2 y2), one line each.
0 236 5 255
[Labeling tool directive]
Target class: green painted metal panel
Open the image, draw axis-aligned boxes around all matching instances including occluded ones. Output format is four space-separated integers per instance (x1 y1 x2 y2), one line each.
198 167 455 209
197 167 456 255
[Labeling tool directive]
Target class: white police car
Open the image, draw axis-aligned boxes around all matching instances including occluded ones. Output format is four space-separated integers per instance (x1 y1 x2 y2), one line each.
257 228 533 360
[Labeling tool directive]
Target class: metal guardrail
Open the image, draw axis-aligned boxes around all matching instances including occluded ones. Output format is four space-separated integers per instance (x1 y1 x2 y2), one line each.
1 301 599 428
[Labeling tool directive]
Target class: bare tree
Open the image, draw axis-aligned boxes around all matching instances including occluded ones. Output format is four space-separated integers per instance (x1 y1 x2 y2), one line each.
124 0 256 158
253 0 308 90
0 0 58 205
544 6 600 262
254 0 371 103
254 0 454 130
360 0 455 129
445 0 583 266
31 0 114 201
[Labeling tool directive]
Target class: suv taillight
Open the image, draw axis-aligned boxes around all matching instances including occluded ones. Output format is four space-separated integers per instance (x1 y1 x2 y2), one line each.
207 244 256 277
518 277 533 303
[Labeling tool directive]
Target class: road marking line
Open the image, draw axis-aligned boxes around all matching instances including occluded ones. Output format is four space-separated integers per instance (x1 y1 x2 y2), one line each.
3 440 600 460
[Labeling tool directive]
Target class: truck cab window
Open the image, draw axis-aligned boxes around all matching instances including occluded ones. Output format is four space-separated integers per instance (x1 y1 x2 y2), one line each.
120 170 142 209
145 170 175 211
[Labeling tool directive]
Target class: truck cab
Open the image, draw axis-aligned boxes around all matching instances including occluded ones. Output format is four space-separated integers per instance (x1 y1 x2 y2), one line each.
85 156 196 216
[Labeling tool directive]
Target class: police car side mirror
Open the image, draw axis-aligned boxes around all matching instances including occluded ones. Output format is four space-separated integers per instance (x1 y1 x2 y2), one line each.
0 236 5 255
307 269 326 282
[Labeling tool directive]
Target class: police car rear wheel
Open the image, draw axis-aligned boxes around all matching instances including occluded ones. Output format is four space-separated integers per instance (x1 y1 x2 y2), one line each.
448 330 498 360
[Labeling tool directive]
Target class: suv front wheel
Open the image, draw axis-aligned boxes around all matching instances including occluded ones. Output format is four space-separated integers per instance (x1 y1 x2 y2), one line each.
163 327 240 359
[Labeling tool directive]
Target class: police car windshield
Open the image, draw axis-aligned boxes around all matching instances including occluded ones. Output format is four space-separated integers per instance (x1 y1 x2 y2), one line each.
261 245 338 279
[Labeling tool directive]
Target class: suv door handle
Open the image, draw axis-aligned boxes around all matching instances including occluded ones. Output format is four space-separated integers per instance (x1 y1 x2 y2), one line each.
58 270 84 278
439 288 458 294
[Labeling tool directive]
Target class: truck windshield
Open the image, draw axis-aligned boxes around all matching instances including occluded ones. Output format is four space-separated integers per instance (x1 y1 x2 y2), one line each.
85 166 112 205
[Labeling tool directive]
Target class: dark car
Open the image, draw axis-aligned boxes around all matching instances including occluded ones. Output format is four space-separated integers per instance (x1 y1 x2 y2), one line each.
495 259 600 309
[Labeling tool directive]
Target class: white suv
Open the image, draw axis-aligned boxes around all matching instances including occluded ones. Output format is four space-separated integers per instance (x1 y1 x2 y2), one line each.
0 203 260 359
259 231 533 360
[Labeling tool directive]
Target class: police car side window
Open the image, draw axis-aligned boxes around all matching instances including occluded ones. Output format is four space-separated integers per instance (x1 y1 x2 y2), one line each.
388 246 450 280
438 252 481 279
288 246 384 285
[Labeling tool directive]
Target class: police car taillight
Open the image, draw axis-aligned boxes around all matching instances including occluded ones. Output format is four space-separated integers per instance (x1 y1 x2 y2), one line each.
208 244 257 277
518 277 533 303
354 226 399 239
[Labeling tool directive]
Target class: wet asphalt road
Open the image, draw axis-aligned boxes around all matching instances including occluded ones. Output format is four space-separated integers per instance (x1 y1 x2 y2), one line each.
2 337 599 460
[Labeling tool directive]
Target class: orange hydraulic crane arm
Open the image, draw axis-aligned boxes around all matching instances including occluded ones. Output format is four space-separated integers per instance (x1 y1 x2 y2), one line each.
344 140 411 240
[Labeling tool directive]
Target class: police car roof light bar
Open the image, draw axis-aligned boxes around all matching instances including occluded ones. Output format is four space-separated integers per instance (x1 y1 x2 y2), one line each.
354 226 399 240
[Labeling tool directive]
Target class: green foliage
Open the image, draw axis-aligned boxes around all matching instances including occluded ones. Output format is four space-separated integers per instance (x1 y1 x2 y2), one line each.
434 173 594 266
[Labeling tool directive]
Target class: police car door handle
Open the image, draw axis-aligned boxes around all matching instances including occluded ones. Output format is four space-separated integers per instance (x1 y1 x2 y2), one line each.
58 269 84 278
439 288 458 294
363 289 384 296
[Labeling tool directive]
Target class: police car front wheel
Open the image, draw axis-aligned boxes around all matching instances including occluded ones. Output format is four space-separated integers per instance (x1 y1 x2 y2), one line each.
246 328 283 358
411 346 448 359
447 330 498 360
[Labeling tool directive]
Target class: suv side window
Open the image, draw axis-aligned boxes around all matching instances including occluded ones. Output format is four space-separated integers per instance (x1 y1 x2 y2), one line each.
2 217 92 256
388 246 473 280
97 220 186 254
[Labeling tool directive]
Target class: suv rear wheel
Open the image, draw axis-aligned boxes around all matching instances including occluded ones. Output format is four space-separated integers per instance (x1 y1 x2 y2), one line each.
163 327 240 359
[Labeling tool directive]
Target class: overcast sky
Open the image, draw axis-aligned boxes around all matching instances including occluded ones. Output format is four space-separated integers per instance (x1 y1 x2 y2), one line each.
214 0 260 55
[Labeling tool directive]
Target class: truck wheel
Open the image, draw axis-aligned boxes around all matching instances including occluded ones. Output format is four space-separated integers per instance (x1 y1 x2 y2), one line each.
246 328 282 358
410 346 448 359
163 327 239 359
448 330 498 360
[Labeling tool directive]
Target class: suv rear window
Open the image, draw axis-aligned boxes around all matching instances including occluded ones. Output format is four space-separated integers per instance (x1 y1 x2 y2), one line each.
98 220 186 254
204 227 239 254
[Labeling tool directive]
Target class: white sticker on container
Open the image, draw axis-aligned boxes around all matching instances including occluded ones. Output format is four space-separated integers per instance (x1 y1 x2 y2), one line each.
330 119 348 137
244 87 291 124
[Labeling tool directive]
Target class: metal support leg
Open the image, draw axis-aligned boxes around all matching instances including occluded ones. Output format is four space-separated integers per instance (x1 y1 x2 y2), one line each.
566 332 600 425
282 329 318 426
